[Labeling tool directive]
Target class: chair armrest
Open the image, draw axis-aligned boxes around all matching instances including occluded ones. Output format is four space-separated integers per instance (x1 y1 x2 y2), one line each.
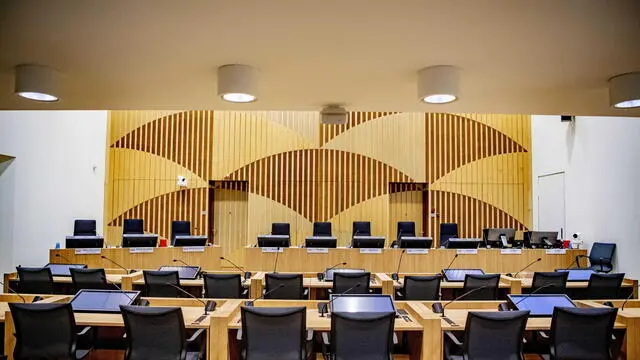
322 332 330 346
236 329 243 341
187 329 205 344
538 331 550 340
444 331 463 347
306 330 314 342
77 326 92 336
393 332 398 345
242 289 249 298
395 291 404 299
303 288 309 298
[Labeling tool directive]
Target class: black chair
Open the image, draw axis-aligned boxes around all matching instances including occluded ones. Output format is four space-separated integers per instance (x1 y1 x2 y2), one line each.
241 306 311 360
547 307 618 360
271 222 291 236
396 221 416 241
444 310 530 360
9 302 92 360
462 274 500 300
332 272 370 294
70 268 110 292
576 242 616 273
203 273 246 298
397 275 441 300
265 273 307 299
74 220 97 236
16 267 54 294
440 223 459 248
171 221 191 245
324 311 395 360
352 221 371 237
531 272 568 294
142 270 182 297
586 273 626 300
120 305 205 360
123 219 144 234
313 222 332 237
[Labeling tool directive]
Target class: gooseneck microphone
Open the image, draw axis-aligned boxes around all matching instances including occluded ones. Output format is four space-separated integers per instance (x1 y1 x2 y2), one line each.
319 283 361 317
392 250 407 281
172 259 191 267
54 253 73 264
101 255 133 274
442 254 459 276
433 285 490 320
164 282 215 314
0 280 26 303
273 248 281 274
326 262 348 271
621 285 640 310
507 258 543 278
220 257 252 281
245 284 285 306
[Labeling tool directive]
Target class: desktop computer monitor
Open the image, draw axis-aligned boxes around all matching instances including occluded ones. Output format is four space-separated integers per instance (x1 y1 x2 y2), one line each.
554 269 596 281
158 266 200 280
445 239 482 249
71 289 140 313
329 294 396 314
121 234 158 248
325 268 365 282
305 237 337 248
442 269 485 282
524 231 559 248
257 235 290 248
484 228 516 248
65 236 104 249
398 237 433 249
172 235 207 247
351 236 385 248
507 294 576 317
44 263 87 277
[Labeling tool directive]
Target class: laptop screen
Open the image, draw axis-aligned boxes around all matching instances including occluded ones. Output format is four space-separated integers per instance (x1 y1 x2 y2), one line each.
443 268 485 282
325 268 365 281
555 269 595 281
329 294 396 313
158 266 200 279
508 294 576 317
71 289 140 313
45 263 87 276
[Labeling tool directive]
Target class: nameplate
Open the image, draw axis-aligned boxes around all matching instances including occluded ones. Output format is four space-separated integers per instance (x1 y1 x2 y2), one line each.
456 249 478 255
307 248 329 254
407 249 429 254
360 248 383 254
182 246 205 253
74 248 101 255
501 249 522 255
129 248 154 254
546 249 566 255
261 247 284 253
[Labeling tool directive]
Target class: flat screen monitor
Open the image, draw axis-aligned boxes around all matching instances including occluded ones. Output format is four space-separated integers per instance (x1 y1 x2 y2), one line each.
325 268 365 282
329 294 396 314
446 238 482 249
442 268 485 282
121 234 158 248
398 237 433 249
305 236 337 248
65 236 104 249
555 269 596 281
44 263 87 277
70 289 140 313
351 236 385 249
507 294 576 317
158 266 201 280
484 228 516 248
257 235 290 248
525 231 559 248
172 235 208 247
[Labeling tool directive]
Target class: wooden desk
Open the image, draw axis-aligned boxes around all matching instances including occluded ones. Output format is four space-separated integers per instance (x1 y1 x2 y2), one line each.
503 274 638 298
4 271 144 293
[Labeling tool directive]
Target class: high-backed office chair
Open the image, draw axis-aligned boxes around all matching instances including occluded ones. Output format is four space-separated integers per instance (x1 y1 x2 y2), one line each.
203 273 246 299
265 273 306 300
439 223 459 248
123 219 144 235
576 242 616 273
462 274 500 300
547 307 618 360
586 273 626 300
9 302 92 360
332 272 371 295
444 310 529 360
171 221 191 245
142 270 182 297
397 275 441 300
324 311 395 360
352 221 372 237
120 305 205 360
271 222 291 236
532 272 569 294
313 222 332 237
241 306 311 360
74 220 97 236
396 221 416 241
70 268 110 292
16 267 54 294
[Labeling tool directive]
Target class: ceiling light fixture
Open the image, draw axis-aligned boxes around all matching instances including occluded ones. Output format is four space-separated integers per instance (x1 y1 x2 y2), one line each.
14 64 59 102
418 65 460 104
609 72 640 109
217 64 258 103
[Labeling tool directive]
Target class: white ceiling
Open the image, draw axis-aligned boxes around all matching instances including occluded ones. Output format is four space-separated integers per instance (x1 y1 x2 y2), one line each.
1 0 639 115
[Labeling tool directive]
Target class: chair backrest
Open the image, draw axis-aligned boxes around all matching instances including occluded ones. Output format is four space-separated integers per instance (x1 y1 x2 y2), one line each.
464 310 529 360
333 272 371 294
462 274 501 300
587 273 626 300
313 222 332 236
123 219 144 235
550 307 618 360
531 272 569 294
171 221 191 244
330 311 395 360
120 305 187 360
9 302 77 360
589 243 616 271
403 275 441 300
439 223 458 247
143 270 181 297
352 221 371 237
271 222 290 236
397 221 416 240
70 268 109 292
203 273 243 299
241 306 306 360
265 273 304 299
73 219 96 236
16 267 54 294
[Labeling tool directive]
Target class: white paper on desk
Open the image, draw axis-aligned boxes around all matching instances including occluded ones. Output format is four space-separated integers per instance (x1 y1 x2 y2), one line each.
545 249 566 255
456 249 478 255
307 248 329 254
261 247 284 253
407 249 428 254
129 247 154 254
501 249 522 255
182 246 205 253
74 248 101 255
360 248 382 254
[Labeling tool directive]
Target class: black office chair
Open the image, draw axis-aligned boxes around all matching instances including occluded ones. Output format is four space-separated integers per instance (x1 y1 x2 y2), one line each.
313 222 332 237
397 275 441 300
576 242 616 273
352 221 371 237
586 273 626 300
271 222 291 236
323 311 395 360
203 273 246 298
241 306 311 360
70 268 110 292
74 220 97 236
16 267 54 294
123 219 144 234
120 305 205 360
462 274 500 300
171 221 191 245
440 223 459 248
143 270 182 297
265 273 306 299
444 310 529 360
396 221 416 241
531 272 569 294
9 302 92 360
332 272 371 294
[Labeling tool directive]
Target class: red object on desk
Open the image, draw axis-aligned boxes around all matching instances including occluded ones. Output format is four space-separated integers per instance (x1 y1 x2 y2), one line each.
562 240 570 249
159 238 168 247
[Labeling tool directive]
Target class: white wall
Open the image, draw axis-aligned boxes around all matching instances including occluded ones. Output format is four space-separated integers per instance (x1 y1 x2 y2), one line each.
0 111 107 269
532 115 640 278
0 158 16 274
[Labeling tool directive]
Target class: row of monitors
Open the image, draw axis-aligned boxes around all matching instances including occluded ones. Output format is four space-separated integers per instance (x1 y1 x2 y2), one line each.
441 268 597 282
65 234 208 248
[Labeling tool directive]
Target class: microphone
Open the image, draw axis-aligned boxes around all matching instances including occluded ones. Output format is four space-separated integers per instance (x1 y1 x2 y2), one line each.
326 262 347 271
442 254 459 276
164 282 215 314
0 280 27 303
620 285 640 311
318 283 362 317
512 284 558 307
245 284 285 306
54 253 73 264
506 258 542 278
391 250 407 281
272 247 281 274
433 285 490 320
101 255 133 274
172 259 191 267
220 257 252 281
318 262 347 281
